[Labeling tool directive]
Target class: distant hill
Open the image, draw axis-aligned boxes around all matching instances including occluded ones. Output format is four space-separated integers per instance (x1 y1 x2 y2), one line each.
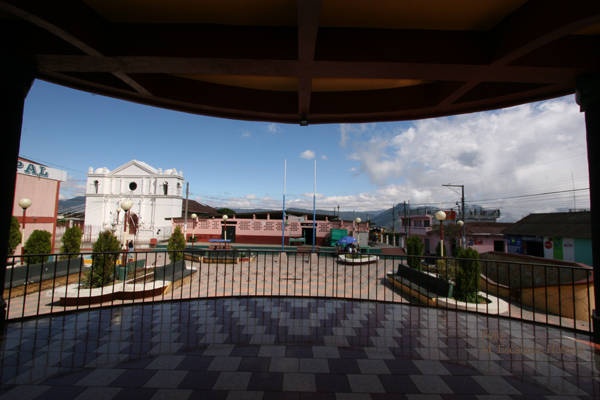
58 196 86 214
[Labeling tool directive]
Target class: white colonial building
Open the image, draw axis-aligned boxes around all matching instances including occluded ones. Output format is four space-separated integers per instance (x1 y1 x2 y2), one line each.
84 160 185 243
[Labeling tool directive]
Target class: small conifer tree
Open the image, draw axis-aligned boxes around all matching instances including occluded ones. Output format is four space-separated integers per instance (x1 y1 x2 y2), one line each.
167 226 186 263
406 235 424 270
23 230 53 264
59 226 83 260
86 230 121 288
8 216 21 256
454 247 482 303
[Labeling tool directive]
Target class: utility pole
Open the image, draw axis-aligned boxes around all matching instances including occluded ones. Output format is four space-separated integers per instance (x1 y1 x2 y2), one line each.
443 184 466 249
184 182 189 241
403 201 408 239
392 204 395 246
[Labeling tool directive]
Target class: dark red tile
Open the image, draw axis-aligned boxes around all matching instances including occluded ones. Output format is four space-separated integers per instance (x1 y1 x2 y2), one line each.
384 360 420 375
32 385 85 400
230 345 260 357
111 387 158 400
188 389 229 400
378 375 419 394
178 371 221 390
314 373 351 393
338 347 367 359
247 372 284 391
109 369 157 388
501 376 553 395
328 358 360 374
238 357 271 372
264 391 299 400
176 356 214 371
285 345 313 358
441 376 487 395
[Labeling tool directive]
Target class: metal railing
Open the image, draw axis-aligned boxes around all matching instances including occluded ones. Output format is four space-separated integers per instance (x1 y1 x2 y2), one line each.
3 249 594 333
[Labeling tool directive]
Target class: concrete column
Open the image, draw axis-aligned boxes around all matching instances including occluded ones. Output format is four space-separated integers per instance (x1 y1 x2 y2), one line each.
0 58 36 329
576 72 600 343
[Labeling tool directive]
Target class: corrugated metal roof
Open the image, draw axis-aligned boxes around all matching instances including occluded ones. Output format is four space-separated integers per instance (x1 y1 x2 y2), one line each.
464 222 514 236
501 212 591 239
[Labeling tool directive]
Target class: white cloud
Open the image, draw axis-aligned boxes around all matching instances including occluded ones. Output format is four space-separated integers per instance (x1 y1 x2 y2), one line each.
59 175 87 199
245 194 257 200
339 123 375 148
242 131 251 138
321 155 327 160
300 150 315 159
267 123 284 134
336 97 589 219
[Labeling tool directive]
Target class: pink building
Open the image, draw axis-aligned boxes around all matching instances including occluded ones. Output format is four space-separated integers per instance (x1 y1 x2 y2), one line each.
401 208 512 256
172 211 369 246
13 157 67 255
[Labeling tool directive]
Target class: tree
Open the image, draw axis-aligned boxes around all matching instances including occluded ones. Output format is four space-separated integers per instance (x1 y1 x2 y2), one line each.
167 226 186 263
86 230 121 288
431 222 462 256
454 247 482 303
59 226 83 259
435 241 447 258
217 208 236 215
23 230 52 264
8 216 21 256
406 235 424 270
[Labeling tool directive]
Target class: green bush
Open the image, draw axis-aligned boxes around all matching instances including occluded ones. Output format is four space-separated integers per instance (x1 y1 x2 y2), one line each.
8 216 21 256
454 247 483 303
434 258 457 282
167 226 186 263
59 226 83 259
23 230 52 264
406 235 424 270
86 230 121 288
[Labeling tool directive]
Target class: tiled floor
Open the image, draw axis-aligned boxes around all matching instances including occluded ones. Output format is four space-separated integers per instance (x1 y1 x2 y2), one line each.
1 297 599 399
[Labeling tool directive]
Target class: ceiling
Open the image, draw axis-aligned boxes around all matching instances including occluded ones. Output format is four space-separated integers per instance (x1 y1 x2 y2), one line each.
2 0 600 124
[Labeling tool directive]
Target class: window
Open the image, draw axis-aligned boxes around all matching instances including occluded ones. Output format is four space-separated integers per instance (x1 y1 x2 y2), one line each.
93 180 99 193
424 220 430 227
163 182 168 195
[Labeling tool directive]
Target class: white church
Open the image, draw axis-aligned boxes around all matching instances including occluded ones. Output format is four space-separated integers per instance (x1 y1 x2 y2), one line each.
84 160 185 243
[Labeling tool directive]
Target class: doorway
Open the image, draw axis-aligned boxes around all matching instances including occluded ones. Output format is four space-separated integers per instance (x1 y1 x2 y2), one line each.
222 226 236 243
302 228 314 245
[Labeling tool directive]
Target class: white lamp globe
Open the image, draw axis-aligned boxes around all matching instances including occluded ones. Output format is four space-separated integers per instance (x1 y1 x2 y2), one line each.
435 210 447 221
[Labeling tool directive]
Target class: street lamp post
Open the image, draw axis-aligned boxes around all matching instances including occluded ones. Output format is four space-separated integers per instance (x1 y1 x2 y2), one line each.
116 207 122 241
222 215 228 245
121 200 134 268
191 213 197 248
435 211 447 257
457 220 464 250
355 217 361 248
18 198 32 260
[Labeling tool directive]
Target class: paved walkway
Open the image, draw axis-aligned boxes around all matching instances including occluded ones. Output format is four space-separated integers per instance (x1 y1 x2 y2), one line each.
1 297 599 399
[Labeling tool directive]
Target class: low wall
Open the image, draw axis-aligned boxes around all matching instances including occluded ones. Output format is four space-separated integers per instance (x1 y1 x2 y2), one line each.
477 257 595 322
479 252 593 287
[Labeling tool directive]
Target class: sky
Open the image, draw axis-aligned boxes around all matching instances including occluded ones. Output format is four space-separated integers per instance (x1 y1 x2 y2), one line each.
19 80 590 222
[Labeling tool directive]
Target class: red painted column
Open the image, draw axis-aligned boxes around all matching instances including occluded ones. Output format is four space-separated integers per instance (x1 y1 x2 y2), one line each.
0 58 36 327
576 72 600 343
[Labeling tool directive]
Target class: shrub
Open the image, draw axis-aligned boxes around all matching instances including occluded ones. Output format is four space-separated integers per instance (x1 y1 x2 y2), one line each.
454 247 483 303
167 226 186 263
435 241 447 258
406 235 424 270
434 258 457 282
8 216 21 256
23 230 52 264
86 230 121 288
59 226 83 259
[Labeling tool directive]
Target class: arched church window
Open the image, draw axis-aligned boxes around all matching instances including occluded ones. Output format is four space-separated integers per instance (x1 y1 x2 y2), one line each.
163 182 168 195
93 180 99 194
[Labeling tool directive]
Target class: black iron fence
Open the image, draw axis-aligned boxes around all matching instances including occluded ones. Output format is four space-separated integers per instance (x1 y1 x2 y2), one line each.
3 249 594 333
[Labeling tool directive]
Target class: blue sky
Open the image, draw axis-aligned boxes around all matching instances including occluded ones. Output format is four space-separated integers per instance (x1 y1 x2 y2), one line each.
20 80 590 221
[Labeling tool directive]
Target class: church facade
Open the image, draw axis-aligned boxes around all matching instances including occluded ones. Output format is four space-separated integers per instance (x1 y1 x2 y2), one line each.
84 160 185 243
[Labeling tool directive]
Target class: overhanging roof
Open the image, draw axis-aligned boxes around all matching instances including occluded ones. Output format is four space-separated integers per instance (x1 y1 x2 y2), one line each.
502 211 592 239
2 0 600 124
